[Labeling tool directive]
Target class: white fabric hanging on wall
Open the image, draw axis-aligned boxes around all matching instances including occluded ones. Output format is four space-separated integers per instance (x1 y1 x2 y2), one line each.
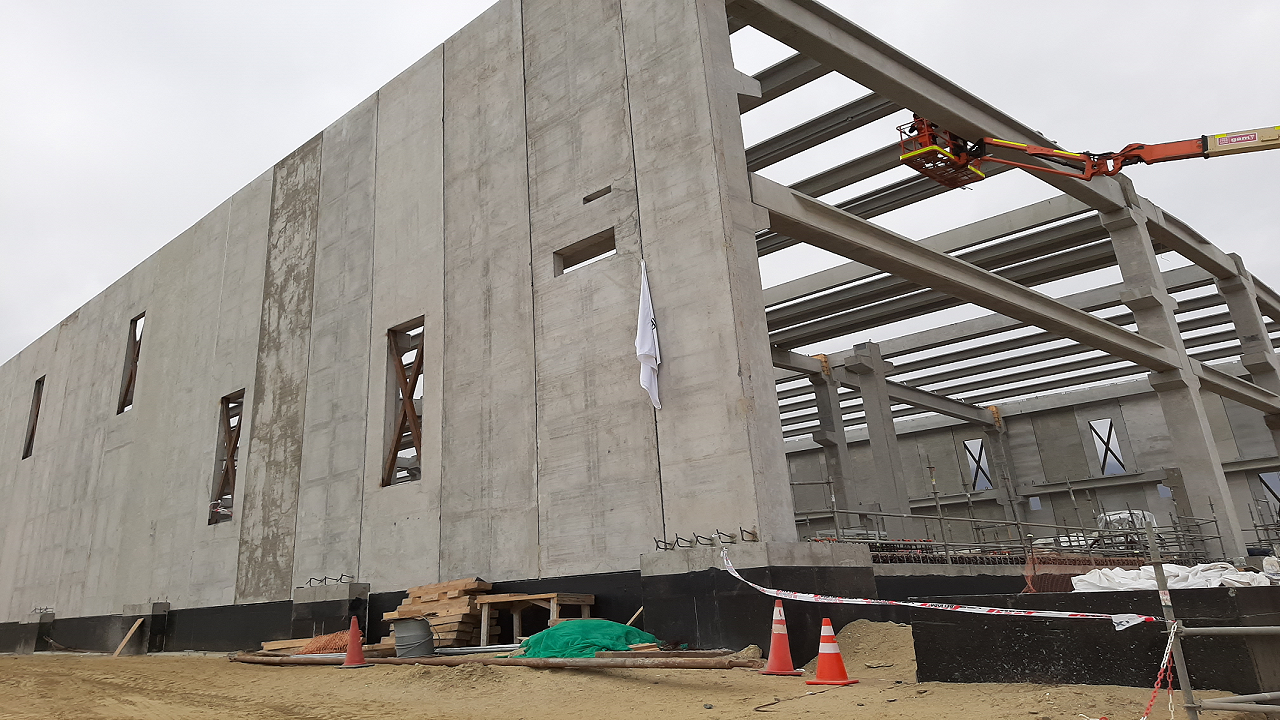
635 260 661 409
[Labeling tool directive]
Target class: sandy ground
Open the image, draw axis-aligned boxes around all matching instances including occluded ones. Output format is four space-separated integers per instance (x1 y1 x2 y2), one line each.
0 621 1266 720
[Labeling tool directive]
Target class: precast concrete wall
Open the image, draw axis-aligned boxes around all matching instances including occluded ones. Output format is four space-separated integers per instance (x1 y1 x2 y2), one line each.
784 379 1280 539
0 0 795 622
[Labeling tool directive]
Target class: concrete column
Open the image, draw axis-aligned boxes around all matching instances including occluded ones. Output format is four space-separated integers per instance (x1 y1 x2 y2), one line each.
1216 256 1280 456
1102 208 1247 557
845 343 914 537
808 368 854 536
983 423 1025 523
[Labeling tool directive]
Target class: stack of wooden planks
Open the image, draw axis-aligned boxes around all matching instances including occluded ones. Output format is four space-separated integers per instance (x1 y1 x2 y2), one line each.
382 577 497 647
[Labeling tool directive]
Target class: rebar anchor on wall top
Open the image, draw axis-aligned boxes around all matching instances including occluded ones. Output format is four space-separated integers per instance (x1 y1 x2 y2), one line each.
653 528 759 551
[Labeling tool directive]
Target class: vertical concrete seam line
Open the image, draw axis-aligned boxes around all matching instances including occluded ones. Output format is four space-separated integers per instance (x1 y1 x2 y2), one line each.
355 93 381 584
516 0 543 578
617 0 666 541
436 44 448 582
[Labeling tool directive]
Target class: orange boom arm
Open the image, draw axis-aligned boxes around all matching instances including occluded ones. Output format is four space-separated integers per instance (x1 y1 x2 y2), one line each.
898 117 1280 188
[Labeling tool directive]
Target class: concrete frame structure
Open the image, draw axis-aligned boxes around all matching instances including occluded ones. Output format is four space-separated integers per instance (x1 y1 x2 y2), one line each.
2 0 1279 643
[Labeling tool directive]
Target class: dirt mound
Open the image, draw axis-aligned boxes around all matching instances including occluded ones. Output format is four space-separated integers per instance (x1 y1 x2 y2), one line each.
802 619 916 680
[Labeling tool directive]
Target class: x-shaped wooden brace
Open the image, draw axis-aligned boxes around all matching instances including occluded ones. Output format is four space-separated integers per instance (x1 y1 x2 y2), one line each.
383 329 426 484
212 397 242 516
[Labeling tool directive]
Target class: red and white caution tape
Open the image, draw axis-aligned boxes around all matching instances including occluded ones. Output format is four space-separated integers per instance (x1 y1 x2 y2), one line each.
720 549 1155 631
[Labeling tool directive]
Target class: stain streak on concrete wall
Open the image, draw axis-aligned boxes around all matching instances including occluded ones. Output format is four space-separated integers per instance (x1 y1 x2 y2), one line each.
236 135 323 604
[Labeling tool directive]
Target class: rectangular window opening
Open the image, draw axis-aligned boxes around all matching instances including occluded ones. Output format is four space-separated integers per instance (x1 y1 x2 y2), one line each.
1089 418 1126 475
21 376 45 459
383 317 426 487
582 185 612 204
210 390 245 525
1260 472 1280 504
963 437 993 491
117 312 145 414
554 227 616 276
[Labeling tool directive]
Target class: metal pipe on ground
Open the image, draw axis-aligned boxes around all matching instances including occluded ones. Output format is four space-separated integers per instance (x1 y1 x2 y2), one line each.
1178 626 1280 637
1198 700 1280 713
229 654 764 670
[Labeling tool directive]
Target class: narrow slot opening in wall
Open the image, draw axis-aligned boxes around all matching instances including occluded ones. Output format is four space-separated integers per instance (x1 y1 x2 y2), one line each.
582 185 612 204
117 312 145 414
554 227 616 276
383 317 426 487
21 376 44 459
210 389 245 525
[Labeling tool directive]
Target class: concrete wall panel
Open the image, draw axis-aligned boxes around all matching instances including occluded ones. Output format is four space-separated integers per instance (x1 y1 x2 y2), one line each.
523 0 663 577
292 97 378 589
1119 395 1174 473
1030 409 1091 484
188 171 273 609
620 0 793 542
358 48 447 593
235 136 323 603
439 0 539 582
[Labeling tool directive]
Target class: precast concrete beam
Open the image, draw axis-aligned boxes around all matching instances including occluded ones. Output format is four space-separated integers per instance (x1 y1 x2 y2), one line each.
745 92 900 171
751 173 1180 371
764 193 1092 307
1193 361 1280 415
739 53 831 112
776 329 1279 429
727 0 1130 212
772 348 996 426
769 239 1120 348
767 212 1106 330
873 264 1219 360
790 142 900 197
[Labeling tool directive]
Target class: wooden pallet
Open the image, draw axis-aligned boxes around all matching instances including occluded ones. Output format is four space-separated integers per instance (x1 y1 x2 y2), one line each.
384 577 495 647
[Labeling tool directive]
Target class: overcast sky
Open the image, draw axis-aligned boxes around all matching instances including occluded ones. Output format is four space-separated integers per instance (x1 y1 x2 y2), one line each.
3 1 1279 364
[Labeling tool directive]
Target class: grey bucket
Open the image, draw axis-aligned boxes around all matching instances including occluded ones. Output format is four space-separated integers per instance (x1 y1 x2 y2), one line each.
392 618 436 658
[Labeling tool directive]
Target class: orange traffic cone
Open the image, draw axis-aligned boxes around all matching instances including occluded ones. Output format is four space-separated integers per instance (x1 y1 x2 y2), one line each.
337 616 373 669
806 618 857 685
759 600 804 676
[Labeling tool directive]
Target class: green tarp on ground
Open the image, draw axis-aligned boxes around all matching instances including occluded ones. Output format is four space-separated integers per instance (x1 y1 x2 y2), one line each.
518 619 660 659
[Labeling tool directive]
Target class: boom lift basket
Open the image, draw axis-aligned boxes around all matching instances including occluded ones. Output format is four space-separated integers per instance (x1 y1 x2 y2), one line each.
898 117 986 189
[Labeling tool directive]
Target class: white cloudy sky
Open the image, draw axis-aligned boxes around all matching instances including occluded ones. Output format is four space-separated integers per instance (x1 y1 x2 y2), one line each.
2 1 1279 364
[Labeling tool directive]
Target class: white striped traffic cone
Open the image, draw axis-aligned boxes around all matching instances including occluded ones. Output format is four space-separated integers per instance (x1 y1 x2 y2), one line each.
806 617 857 685
759 600 804 676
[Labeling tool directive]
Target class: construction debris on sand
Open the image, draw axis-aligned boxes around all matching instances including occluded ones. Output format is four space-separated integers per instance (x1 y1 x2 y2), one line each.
1 650 1265 720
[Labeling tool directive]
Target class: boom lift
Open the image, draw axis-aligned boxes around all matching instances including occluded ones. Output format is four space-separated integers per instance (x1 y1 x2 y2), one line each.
898 116 1280 189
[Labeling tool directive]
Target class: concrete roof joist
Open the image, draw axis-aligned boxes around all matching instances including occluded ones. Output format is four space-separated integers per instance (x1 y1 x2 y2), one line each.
776 327 1278 425
746 92 899 171
739 53 831 113
731 0 1267 298
764 194 1092 306
767 214 1112 340
750 173 1280 417
772 348 997 426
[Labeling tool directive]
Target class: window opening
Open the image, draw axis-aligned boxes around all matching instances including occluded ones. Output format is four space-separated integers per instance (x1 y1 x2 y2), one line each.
383 318 426 486
1088 418 1126 475
554 227 616 276
21 376 45 459
1028 496 1042 511
1261 472 1280 504
117 312 145 414
210 390 245 525
963 437 993 491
